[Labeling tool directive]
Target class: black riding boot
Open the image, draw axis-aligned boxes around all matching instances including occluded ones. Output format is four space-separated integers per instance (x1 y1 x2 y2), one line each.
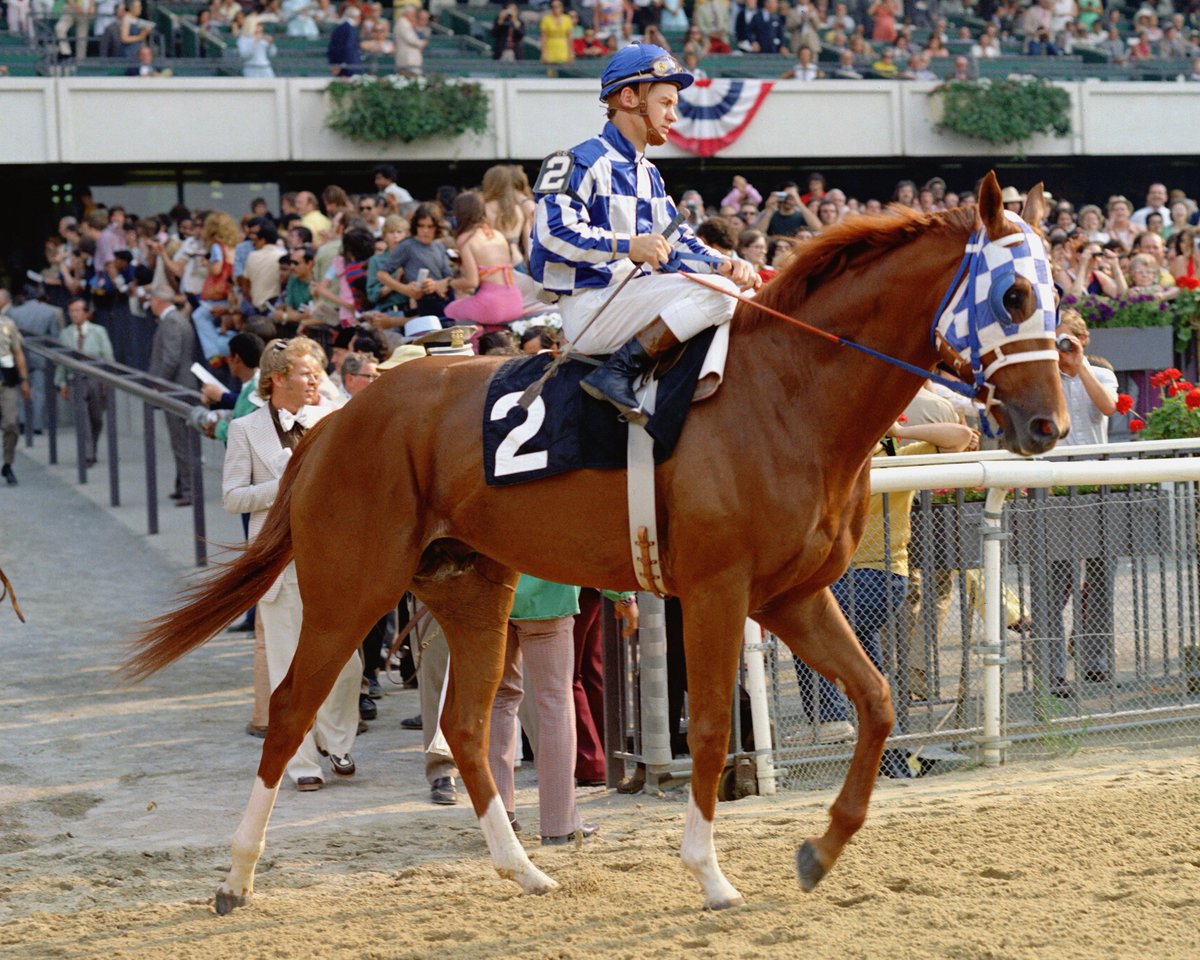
580 316 679 425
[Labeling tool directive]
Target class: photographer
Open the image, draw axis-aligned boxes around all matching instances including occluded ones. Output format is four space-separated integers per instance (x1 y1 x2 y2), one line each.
1057 310 1117 445
491 4 524 60
752 181 809 236
1066 239 1127 299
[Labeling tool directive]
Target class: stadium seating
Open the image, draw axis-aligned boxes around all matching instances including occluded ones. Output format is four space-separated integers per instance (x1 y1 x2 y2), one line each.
0 3 1191 83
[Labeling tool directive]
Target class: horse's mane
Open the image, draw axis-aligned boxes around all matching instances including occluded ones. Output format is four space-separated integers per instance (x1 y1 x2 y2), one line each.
742 204 978 331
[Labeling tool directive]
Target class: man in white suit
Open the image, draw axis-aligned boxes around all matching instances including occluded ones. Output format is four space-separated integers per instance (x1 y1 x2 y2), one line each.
221 336 361 791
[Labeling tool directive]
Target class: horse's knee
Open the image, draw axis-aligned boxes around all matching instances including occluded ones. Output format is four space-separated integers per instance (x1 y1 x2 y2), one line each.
857 673 895 739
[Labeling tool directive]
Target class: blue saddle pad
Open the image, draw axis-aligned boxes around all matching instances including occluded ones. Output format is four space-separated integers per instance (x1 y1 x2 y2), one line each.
482 327 717 487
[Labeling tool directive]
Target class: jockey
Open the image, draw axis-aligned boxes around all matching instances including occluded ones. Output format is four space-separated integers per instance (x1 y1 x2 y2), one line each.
529 43 760 423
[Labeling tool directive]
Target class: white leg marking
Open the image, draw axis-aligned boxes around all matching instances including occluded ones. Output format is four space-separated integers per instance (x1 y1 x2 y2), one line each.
218 777 280 903
680 789 743 910
479 795 558 895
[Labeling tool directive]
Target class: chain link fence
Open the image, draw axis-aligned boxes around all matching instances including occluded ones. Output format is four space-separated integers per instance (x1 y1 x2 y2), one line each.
769 446 1200 789
604 443 1200 794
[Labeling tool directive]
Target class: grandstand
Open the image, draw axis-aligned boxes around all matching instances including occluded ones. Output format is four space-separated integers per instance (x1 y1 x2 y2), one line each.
0 2 1196 81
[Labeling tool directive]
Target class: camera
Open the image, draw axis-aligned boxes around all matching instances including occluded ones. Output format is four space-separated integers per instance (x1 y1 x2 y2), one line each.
1056 336 1074 353
774 191 788 201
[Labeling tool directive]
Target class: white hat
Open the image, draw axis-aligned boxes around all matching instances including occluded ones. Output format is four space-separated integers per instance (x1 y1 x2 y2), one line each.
398 315 480 347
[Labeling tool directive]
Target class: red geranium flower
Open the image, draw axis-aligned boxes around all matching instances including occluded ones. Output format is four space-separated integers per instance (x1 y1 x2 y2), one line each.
1130 419 1146 432
1187 389 1200 410
1165 367 1182 381
1168 384 1180 397
1115 393 1134 414
1151 371 1169 389
1180 381 1194 391
1176 275 1200 290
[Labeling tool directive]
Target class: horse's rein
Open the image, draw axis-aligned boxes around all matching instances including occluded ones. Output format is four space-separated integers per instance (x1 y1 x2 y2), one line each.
677 271 980 399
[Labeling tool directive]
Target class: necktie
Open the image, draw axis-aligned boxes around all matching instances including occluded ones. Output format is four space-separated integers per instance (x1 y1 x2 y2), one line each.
76 327 84 350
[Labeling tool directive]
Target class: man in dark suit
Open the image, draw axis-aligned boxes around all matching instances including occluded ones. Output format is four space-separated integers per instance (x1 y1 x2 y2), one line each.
328 6 365 77
147 287 198 506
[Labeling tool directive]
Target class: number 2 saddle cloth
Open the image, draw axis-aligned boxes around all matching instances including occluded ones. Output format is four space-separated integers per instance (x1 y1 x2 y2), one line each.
483 326 718 487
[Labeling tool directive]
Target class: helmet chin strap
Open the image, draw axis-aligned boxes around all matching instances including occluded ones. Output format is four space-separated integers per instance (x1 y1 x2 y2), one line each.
615 83 666 147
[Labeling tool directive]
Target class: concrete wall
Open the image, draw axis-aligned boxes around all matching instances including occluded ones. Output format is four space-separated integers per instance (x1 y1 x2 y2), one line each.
5 77 1197 164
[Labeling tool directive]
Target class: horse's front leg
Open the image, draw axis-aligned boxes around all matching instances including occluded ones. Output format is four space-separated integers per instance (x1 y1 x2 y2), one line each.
677 590 750 910
417 563 558 897
757 584 893 892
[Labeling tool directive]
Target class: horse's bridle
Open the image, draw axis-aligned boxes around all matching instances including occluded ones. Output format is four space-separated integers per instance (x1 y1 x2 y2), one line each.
931 213 1060 435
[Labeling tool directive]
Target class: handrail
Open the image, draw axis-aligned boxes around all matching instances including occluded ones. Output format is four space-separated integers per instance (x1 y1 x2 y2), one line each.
22 334 203 416
22 334 214 566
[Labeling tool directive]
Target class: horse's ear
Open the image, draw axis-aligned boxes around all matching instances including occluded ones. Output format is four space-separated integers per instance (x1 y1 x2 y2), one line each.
977 171 1007 237
1021 184 1047 230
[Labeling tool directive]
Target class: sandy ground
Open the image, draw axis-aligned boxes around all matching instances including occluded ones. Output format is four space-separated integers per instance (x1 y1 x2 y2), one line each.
4 446 1200 959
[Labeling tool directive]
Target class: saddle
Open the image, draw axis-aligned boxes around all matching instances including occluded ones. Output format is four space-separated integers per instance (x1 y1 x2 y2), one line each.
482 327 718 488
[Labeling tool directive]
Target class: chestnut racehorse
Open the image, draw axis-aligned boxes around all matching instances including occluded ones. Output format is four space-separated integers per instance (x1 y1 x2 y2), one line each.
127 175 1067 913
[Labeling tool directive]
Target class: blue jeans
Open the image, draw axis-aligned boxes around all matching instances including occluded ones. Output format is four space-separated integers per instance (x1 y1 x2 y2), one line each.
795 568 912 777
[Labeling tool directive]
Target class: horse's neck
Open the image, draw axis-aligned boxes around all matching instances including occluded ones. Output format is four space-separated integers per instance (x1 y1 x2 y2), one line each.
725 234 963 484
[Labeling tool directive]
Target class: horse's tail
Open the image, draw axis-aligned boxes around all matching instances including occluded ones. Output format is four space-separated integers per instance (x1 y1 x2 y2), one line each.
123 420 326 683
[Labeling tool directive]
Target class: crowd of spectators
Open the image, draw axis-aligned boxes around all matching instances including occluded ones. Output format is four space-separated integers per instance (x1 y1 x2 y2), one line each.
16 168 1200 387
9 0 1200 82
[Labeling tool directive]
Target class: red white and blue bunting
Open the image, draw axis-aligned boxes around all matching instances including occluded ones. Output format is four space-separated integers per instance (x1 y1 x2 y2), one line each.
667 79 774 158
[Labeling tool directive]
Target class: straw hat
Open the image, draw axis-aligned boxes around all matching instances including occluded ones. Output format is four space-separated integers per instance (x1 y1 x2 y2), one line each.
999 186 1025 204
377 344 427 370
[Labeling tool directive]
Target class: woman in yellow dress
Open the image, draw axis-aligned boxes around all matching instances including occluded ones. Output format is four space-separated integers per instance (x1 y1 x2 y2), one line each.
539 0 574 76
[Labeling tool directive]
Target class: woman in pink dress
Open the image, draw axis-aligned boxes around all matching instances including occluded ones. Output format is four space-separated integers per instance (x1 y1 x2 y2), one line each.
444 192 524 333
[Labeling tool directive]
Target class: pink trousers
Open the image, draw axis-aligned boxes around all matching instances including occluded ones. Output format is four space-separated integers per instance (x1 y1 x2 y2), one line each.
444 279 524 329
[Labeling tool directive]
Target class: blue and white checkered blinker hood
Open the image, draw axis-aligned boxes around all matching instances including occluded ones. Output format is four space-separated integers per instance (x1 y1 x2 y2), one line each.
934 211 1060 390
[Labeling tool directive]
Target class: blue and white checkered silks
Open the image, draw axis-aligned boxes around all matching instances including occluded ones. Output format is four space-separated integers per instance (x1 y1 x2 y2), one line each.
934 210 1060 393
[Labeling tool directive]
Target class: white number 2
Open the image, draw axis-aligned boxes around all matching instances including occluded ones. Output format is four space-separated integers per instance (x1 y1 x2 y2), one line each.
534 152 574 194
491 391 549 477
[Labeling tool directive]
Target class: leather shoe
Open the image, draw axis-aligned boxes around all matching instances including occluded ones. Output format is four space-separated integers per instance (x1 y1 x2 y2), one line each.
541 822 598 846
575 777 605 788
616 766 645 795
175 497 193 507
359 694 377 721
400 714 423 730
367 677 382 699
328 754 355 777
430 776 457 805
244 722 267 739
2 464 16 486
296 776 323 792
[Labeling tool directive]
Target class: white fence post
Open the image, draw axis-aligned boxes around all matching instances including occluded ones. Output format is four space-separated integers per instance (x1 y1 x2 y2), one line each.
742 620 777 795
979 487 1010 767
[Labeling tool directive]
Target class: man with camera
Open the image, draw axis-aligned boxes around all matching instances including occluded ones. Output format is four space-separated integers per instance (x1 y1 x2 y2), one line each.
752 182 808 236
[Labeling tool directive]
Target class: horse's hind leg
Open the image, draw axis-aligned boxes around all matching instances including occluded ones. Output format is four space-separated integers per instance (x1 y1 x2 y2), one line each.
676 588 750 910
217 569 411 913
757 585 893 892
414 556 557 896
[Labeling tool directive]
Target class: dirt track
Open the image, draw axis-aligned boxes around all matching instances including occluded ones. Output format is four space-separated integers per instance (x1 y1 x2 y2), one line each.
3 438 1200 959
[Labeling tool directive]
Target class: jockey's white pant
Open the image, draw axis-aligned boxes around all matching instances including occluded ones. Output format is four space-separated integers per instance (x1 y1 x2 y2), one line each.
558 272 739 355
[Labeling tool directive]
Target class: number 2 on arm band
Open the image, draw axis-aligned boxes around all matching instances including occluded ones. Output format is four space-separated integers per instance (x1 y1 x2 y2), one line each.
534 152 575 195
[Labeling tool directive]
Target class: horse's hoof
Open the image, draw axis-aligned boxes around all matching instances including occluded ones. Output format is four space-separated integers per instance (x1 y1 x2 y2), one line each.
214 888 250 915
796 840 828 892
703 893 746 911
528 876 559 896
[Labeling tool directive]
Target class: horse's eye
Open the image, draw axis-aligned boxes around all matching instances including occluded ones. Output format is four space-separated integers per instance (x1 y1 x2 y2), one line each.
1002 286 1024 318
